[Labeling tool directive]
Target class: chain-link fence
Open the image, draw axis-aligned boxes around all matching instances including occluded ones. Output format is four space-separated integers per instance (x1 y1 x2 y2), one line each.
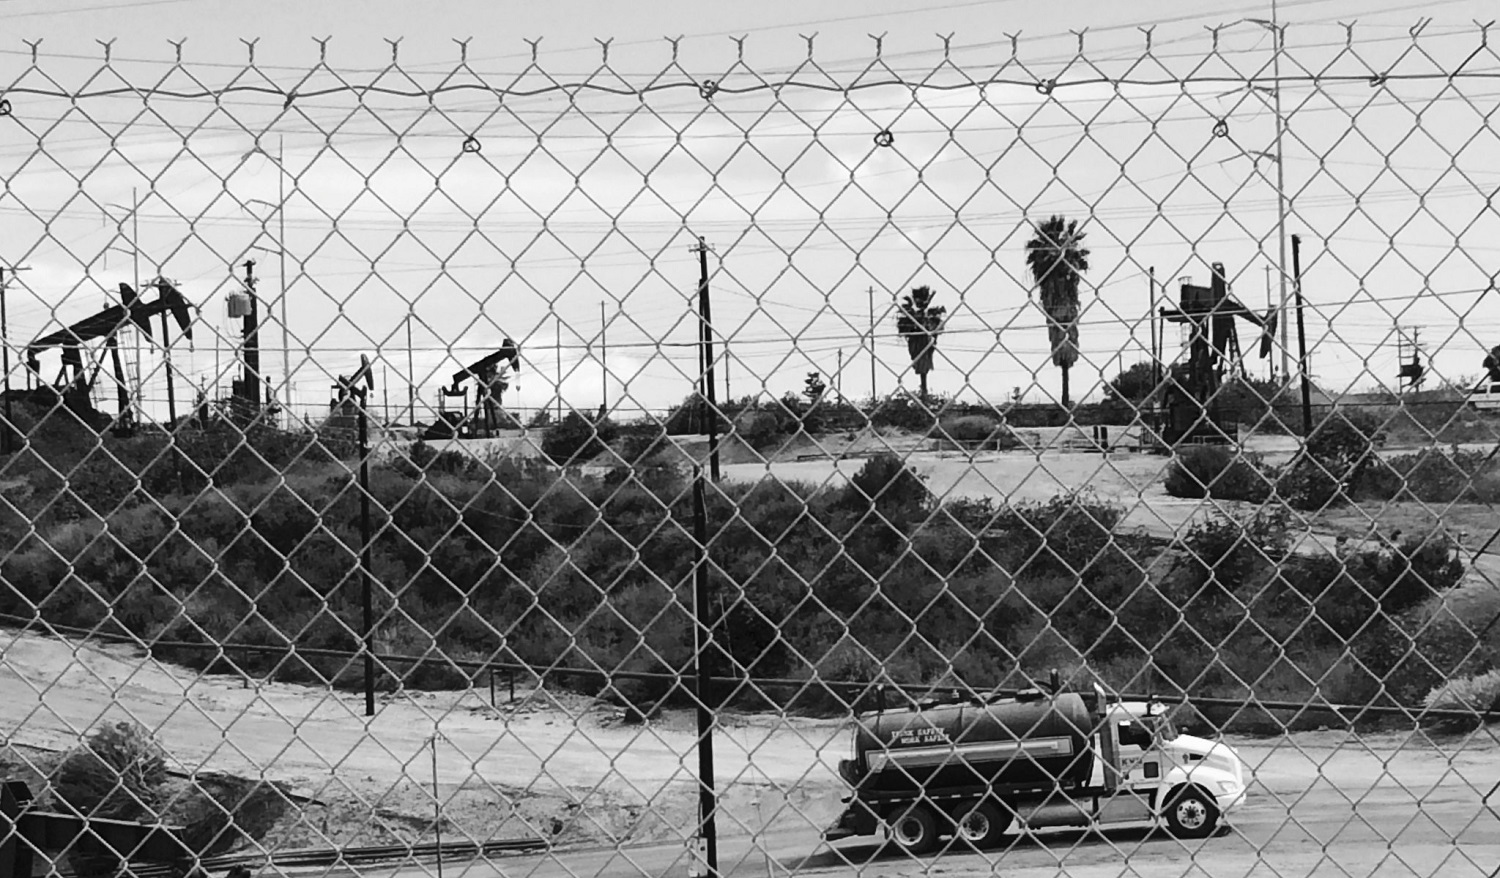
2 23 1499 878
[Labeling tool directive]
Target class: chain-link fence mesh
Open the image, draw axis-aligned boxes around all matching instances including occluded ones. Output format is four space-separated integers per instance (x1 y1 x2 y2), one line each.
2 23 1499 878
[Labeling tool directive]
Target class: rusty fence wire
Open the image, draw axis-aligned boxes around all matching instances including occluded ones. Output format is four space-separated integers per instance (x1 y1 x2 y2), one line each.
1 23 1500 878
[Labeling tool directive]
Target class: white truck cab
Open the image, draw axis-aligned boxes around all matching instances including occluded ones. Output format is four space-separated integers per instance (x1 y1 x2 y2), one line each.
1096 700 1248 834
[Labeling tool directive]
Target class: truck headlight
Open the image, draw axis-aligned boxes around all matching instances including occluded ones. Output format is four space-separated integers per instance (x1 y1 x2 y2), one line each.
1217 780 1239 794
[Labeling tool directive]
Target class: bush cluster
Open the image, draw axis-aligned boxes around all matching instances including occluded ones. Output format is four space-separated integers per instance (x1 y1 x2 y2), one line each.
935 415 1018 451
1 416 1488 729
1424 669 1500 728
1354 447 1500 504
1163 446 1271 501
1164 409 1388 511
541 411 619 465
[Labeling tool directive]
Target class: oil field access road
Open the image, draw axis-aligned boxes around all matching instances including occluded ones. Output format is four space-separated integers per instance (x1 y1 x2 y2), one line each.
354 731 1500 878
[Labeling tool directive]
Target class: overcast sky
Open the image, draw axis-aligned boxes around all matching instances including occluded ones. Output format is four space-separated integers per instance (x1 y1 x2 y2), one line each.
2 0 1497 424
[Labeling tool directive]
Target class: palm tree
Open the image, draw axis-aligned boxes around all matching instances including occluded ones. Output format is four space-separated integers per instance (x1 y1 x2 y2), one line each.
1025 215 1091 406
896 286 946 400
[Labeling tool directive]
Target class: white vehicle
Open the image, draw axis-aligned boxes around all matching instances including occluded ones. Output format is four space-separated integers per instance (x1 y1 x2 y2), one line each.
1470 381 1500 412
823 683 1248 854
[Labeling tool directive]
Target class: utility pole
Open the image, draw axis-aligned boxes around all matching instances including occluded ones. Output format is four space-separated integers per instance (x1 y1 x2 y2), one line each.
130 189 141 426
1291 234 1312 435
1 265 32 455
600 300 608 413
867 285 877 401
406 314 416 425
687 233 719 878
277 137 290 427
1269 2 1291 385
241 260 262 414
555 313 563 422
1264 264 1275 382
1148 268 1159 388
692 237 720 481
836 349 844 402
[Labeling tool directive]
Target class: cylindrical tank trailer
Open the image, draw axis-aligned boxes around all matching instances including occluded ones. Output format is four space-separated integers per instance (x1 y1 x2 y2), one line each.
845 693 1096 795
825 684 1250 855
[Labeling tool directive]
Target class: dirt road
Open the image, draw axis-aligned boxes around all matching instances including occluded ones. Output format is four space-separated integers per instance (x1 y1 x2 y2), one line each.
3 629 1497 877
351 729 1500 878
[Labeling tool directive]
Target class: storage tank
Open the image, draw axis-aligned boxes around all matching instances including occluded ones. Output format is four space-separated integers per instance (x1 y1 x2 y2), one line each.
851 693 1096 795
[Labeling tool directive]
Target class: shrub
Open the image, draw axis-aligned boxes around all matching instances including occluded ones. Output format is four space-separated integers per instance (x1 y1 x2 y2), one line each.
733 409 790 451
1354 448 1500 504
1163 445 1271 501
1422 668 1500 727
1357 533 1465 616
542 411 618 465
1307 409 1383 475
936 416 1017 450
55 720 168 820
867 393 943 431
169 774 293 857
1348 607 1492 707
989 492 1125 579
842 452 930 515
1183 509 1290 593
662 393 731 436
1274 455 1347 511
617 424 672 465
55 721 168 877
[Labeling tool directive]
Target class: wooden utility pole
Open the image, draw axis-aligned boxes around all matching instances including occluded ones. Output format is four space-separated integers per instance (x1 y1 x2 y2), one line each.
241 260 262 412
594 300 600 411
692 237 720 481
406 314 416 424
687 234 719 878
868 285 877 401
1291 234 1312 435
836 349 844 402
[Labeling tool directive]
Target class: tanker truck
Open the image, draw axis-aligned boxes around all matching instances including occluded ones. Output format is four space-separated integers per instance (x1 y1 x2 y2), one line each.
823 682 1248 854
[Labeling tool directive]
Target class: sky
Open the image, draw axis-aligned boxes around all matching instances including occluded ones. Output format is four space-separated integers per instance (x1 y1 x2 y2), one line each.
1 0 1498 426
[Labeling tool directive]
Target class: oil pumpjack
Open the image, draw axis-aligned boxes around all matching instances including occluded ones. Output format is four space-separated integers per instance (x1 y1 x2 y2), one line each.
1157 262 1278 445
24 278 194 432
324 354 375 433
428 339 521 439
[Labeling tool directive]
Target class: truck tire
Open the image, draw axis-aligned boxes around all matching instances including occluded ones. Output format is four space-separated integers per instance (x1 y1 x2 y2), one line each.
1164 787 1219 839
888 803 940 856
946 799 1009 849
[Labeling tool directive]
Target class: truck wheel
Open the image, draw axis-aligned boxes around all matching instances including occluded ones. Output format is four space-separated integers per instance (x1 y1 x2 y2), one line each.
889 804 940 856
1164 787 1219 839
946 799 1009 849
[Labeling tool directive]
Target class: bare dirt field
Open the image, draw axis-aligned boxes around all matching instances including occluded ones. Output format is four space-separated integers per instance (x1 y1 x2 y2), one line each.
3 629 1498 878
